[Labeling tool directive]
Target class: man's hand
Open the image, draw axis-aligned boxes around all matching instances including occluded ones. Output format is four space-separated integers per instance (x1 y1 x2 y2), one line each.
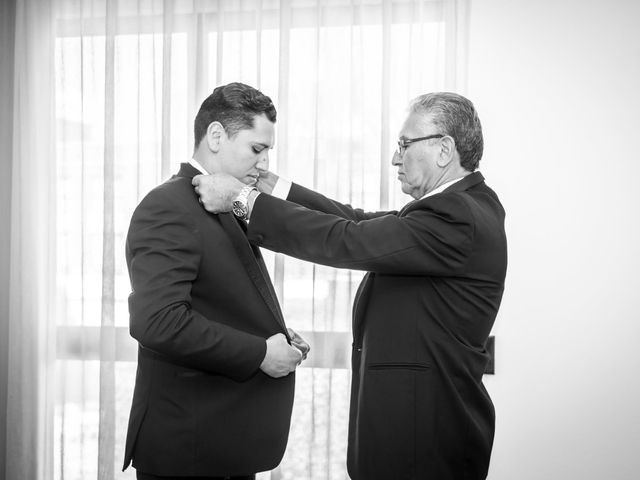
256 170 280 195
192 173 244 213
287 328 310 361
260 333 303 378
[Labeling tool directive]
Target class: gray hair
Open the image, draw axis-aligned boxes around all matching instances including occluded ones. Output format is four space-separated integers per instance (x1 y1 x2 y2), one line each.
409 92 483 171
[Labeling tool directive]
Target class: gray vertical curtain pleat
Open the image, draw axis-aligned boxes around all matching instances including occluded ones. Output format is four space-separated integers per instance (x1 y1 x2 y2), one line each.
0 2 14 478
161 0 174 180
443 0 469 92
273 0 292 304
215 0 225 85
379 0 392 209
136 0 143 201
98 0 117 478
192 9 207 119
6 0 56 479
255 0 264 88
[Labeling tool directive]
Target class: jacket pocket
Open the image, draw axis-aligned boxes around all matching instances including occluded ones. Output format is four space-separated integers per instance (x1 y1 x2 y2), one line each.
368 362 430 371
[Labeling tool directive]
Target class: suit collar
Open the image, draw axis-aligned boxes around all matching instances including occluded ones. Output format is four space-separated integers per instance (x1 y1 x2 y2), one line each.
398 171 484 217
176 162 201 179
441 170 484 194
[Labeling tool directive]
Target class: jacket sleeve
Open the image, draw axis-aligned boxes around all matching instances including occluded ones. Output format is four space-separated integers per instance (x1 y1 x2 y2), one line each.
126 189 266 381
248 189 474 276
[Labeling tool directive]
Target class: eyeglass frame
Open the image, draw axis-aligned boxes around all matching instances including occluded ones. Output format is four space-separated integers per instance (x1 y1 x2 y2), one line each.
396 134 445 157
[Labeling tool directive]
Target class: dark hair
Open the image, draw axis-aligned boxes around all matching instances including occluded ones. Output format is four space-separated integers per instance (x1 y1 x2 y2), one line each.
410 92 483 172
193 82 277 150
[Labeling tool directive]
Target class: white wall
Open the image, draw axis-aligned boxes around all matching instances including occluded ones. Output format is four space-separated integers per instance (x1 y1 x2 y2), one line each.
468 0 640 478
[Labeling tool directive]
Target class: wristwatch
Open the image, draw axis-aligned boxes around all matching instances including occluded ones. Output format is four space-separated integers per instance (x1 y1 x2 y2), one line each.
232 185 258 220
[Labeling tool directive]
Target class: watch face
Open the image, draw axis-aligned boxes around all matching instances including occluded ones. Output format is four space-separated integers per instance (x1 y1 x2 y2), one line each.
232 200 247 218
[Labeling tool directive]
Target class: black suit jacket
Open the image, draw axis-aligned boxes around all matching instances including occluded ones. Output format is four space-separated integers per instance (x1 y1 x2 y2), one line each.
248 172 507 480
123 163 295 476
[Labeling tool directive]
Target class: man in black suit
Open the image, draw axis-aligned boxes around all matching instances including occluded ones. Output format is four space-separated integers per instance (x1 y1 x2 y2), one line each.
124 82 309 480
193 92 507 479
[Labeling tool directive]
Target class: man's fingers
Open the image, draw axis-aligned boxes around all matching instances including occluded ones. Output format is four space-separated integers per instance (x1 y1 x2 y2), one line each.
292 340 308 352
291 340 309 362
292 345 304 366
192 174 203 186
288 328 310 357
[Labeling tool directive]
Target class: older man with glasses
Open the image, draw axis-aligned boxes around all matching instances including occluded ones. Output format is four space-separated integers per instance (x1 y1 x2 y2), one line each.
193 92 507 480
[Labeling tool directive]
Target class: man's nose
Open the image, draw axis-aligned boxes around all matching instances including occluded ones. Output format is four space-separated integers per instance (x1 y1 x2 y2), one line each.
391 150 402 166
257 152 269 171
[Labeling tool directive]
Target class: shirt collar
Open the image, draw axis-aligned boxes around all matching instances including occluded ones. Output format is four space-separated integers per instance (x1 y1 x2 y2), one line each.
188 158 209 175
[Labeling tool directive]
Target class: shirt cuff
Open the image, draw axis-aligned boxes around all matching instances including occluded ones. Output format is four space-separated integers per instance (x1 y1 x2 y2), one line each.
271 177 292 200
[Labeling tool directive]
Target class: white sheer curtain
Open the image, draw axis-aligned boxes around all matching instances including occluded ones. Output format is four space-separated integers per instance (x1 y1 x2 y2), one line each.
4 0 469 479
5 0 57 479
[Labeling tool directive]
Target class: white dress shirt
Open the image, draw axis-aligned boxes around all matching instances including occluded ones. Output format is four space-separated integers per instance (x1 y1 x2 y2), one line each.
189 158 209 175
271 177 292 200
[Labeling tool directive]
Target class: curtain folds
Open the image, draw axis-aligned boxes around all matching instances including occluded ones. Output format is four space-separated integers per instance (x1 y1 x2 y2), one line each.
4 0 469 479
6 0 57 479
0 0 16 477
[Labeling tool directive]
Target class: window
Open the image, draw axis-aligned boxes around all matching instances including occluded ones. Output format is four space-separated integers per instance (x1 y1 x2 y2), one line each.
53 1 461 478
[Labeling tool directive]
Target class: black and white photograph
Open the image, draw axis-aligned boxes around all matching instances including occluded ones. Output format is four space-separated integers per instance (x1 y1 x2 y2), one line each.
1 0 639 479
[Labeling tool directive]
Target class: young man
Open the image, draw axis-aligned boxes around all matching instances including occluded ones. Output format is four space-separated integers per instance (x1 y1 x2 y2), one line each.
124 83 309 480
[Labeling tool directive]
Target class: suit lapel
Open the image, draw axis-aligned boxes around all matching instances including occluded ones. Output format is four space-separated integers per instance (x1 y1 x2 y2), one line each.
219 213 287 331
253 247 286 323
175 163 287 331
236 217 286 325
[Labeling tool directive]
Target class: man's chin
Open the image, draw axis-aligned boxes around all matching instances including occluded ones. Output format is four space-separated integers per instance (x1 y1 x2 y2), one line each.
399 183 412 196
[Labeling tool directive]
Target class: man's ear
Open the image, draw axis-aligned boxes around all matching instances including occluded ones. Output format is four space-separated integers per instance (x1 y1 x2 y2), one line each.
436 135 455 168
206 121 225 152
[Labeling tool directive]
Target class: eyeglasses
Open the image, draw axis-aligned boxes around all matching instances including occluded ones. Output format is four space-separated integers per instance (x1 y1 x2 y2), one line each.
396 134 444 157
